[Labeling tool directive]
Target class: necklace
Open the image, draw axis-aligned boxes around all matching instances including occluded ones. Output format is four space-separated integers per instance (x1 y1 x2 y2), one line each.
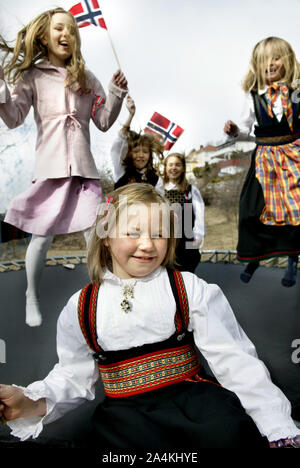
120 281 137 313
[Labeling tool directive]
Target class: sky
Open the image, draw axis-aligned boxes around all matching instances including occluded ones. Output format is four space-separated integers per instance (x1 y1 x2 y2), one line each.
1 0 300 211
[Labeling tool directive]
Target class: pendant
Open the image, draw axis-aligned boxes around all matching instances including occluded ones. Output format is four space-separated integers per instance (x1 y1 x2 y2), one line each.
120 281 137 313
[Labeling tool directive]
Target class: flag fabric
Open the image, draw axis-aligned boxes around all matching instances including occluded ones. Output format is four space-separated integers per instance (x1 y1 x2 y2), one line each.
144 112 184 150
69 0 107 29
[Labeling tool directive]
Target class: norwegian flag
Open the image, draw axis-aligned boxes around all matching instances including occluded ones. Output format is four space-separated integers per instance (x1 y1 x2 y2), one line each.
144 112 184 151
69 0 107 29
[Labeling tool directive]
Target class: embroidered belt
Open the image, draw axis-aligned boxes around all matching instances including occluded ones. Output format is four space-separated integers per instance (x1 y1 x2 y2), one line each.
255 132 300 145
96 342 201 398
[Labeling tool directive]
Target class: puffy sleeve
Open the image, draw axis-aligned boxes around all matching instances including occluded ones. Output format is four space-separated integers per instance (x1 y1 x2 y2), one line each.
183 272 300 441
110 130 128 182
89 71 127 132
7 291 99 441
191 185 205 239
0 67 33 129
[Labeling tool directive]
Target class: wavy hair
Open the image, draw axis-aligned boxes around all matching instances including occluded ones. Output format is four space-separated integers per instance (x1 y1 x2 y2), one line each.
0 7 90 91
122 130 164 174
242 37 300 92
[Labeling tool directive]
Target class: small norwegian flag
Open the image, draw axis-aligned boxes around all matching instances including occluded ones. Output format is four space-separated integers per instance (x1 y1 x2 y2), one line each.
144 112 184 151
69 0 107 29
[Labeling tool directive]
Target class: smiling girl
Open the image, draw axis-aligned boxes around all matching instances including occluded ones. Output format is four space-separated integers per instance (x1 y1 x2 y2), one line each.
163 152 205 272
110 95 164 193
224 37 300 286
0 8 127 326
0 183 299 449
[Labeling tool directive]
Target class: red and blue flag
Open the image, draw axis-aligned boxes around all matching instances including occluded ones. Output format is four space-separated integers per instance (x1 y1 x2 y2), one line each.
144 112 184 151
69 0 107 29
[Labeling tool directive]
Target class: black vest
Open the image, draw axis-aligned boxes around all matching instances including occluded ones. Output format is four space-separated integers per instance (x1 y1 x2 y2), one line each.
114 169 159 189
251 90 300 139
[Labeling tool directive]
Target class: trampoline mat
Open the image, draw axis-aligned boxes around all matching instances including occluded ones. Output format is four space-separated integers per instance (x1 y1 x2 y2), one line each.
0 261 299 447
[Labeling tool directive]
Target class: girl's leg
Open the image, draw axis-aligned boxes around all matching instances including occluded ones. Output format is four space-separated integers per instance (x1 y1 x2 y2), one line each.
281 255 298 287
240 261 260 283
25 234 53 327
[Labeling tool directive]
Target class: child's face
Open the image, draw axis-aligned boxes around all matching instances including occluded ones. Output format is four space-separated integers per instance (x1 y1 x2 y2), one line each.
42 13 75 67
165 156 184 183
107 203 168 279
131 145 151 170
263 53 285 84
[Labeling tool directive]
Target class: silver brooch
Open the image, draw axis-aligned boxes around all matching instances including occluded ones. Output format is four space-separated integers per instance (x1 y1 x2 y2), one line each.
121 281 137 313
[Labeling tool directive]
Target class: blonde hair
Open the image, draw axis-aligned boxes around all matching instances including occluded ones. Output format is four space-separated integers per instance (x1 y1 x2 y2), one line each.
163 153 188 192
0 7 89 91
242 36 300 92
87 183 177 283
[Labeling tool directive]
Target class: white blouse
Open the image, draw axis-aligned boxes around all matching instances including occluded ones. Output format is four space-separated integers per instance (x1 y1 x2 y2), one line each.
164 181 205 240
110 131 164 195
8 267 300 442
234 88 284 140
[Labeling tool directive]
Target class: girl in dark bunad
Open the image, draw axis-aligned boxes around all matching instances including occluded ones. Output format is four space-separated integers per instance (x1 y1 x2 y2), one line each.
1 183 299 449
224 37 300 286
110 95 164 194
0 8 127 327
163 152 205 273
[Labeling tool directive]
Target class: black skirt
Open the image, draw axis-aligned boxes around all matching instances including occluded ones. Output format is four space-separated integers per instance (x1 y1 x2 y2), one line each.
175 238 201 273
237 149 300 262
83 380 268 450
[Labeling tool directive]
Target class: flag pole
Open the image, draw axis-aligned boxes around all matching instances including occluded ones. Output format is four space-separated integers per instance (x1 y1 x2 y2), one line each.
105 29 121 70
100 3 122 70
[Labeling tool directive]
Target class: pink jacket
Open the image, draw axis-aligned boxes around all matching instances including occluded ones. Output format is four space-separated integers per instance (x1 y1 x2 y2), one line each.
0 62 127 180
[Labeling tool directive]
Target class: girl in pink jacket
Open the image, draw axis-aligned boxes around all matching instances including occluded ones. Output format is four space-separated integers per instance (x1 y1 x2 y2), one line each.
0 7 128 327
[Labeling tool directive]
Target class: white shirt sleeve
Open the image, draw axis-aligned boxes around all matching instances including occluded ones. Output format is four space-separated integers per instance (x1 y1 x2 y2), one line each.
110 131 128 182
191 185 205 239
155 176 165 196
233 93 256 141
185 272 300 441
7 292 99 441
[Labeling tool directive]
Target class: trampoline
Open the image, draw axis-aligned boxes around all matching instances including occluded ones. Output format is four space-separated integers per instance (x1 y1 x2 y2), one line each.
0 251 299 448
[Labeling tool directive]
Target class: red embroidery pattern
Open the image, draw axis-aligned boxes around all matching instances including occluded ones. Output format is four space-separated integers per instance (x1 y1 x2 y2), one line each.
98 343 201 398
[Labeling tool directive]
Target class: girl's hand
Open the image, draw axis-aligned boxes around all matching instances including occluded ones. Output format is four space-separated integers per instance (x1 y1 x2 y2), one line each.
126 95 136 115
112 70 128 90
0 384 46 422
224 120 238 137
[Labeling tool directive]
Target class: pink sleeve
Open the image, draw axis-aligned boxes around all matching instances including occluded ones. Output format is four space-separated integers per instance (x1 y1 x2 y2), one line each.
90 71 127 132
0 70 33 129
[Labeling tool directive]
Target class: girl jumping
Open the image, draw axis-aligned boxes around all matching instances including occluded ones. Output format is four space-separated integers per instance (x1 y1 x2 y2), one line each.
224 37 300 286
110 95 164 193
0 7 128 326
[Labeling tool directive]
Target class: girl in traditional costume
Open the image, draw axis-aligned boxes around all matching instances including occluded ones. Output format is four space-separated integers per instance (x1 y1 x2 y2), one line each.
224 37 300 286
111 95 164 193
0 184 299 449
163 152 205 272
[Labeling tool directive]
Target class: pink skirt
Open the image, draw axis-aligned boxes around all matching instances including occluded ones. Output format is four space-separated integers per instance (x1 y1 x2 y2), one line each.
4 177 102 236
